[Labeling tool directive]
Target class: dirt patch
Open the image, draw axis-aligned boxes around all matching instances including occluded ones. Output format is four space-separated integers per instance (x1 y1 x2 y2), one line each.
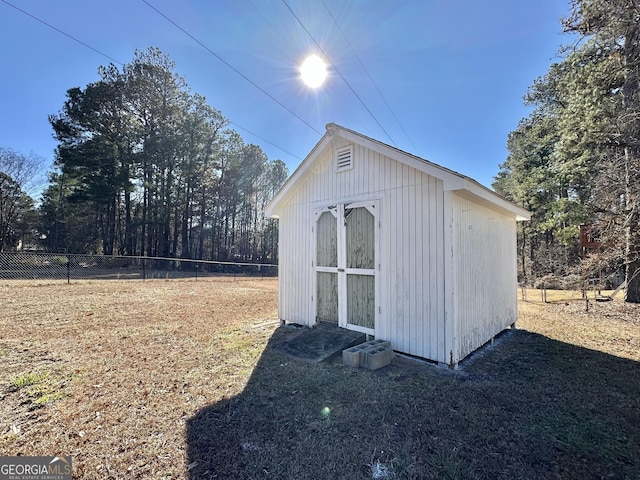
1 282 639 479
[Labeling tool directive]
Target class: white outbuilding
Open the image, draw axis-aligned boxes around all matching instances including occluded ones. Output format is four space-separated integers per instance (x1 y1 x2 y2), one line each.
265 123 530 366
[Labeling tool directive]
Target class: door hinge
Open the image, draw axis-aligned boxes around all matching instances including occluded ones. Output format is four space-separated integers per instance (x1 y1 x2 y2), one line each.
378 306 381 314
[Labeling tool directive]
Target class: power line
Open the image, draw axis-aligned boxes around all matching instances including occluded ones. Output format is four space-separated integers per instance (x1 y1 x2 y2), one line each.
320 0 417 153
2 0 308 164
281 0 397 147
0 0 124 65
141 0 323 137
230 121 304 161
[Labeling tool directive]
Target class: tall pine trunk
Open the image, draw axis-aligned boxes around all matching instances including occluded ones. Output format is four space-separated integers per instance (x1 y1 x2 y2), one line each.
623 147 640 301
622 17 640 302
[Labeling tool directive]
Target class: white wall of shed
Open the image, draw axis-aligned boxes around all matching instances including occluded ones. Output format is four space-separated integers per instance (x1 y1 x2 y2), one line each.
277 199 313 326
451 193 518 362
383 155 446 362
277 135 448 363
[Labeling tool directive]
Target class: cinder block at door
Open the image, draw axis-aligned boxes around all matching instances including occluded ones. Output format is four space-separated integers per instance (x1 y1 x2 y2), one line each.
365 339 390 349
342 345 363 368
342 342 374 368
361 345 394 370
342 340 391 368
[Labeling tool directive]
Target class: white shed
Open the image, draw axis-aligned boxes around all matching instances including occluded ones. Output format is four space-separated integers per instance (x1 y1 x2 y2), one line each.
265 123 530 365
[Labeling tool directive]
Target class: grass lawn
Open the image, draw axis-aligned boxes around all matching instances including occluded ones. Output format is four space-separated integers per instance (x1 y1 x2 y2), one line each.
1 280 639 479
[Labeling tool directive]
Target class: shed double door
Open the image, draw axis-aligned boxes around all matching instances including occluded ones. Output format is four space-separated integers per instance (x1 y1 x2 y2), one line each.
315 202 376 335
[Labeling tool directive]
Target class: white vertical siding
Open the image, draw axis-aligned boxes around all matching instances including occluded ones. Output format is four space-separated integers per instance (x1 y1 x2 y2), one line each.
277 135 448 362
277 201 312 325
442 190 455 366
451 193 518 362
273 128 525 364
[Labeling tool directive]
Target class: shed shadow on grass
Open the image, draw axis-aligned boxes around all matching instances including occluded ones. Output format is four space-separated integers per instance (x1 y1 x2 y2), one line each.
186 327 640 480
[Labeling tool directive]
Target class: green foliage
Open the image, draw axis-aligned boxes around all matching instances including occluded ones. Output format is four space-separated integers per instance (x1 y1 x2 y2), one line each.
49 255 69 265
41 47 287 261
0 168 36 252
11 371 46 389
496 0 640 298
10 370 67 407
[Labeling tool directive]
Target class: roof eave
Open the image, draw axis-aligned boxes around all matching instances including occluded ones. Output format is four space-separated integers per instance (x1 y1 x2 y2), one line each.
264 131 333 218
456 178 531 221
264 123 531 222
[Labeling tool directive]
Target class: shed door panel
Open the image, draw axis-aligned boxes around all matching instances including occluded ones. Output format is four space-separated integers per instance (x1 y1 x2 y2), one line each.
317 271 338 323
346 274 375 329
315 203 377 333
344 205 376 331
317 210 337 267
316 209 338 324
346 207 375 269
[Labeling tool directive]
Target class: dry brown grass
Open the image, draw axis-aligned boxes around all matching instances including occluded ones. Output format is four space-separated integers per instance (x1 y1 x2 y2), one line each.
0 279 278 478
1 282 639 479
518 288 640 362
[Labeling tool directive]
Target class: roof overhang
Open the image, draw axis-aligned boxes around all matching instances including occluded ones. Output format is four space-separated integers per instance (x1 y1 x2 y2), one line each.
453 182 530 221
264 130 333 218
265 123 531 222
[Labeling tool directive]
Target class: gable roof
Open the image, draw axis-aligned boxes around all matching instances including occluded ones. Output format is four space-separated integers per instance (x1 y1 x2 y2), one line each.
265 123 530 221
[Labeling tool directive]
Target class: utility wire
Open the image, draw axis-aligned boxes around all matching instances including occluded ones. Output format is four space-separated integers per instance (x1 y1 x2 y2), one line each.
2 0 307 163
230 121 303 161
320 0 417 153
0 0 124 65
281 0 396 147
142 0 323 136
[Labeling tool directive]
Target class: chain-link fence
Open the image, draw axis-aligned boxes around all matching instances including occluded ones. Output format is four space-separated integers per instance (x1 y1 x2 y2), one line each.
0 252 277 282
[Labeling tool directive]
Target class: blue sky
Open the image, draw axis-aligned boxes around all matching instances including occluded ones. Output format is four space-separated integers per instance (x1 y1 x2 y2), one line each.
0 0 571 193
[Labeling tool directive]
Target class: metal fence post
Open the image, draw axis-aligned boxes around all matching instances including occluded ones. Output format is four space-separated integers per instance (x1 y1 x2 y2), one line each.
66 260 70 284
142 258 146 281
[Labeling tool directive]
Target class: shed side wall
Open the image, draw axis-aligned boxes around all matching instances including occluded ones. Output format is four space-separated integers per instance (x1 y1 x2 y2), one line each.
452 193 518 361
277 199 313 326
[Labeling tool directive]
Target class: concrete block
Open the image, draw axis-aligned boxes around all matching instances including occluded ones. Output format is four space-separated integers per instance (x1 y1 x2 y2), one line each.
361 345 394 370
364 339 391 349
342 340 391 368
342 345 365 367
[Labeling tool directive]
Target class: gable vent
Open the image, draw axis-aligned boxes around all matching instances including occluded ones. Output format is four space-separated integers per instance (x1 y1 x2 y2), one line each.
336 145 353 172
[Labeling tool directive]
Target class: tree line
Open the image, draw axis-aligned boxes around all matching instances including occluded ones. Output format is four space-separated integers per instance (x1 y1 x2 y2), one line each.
0 148 41 252
3 4 639 302
493 0 640 302
0 48 288 263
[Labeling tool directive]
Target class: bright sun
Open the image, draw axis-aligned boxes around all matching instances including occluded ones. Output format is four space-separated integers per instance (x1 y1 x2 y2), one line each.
300 54 327 88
